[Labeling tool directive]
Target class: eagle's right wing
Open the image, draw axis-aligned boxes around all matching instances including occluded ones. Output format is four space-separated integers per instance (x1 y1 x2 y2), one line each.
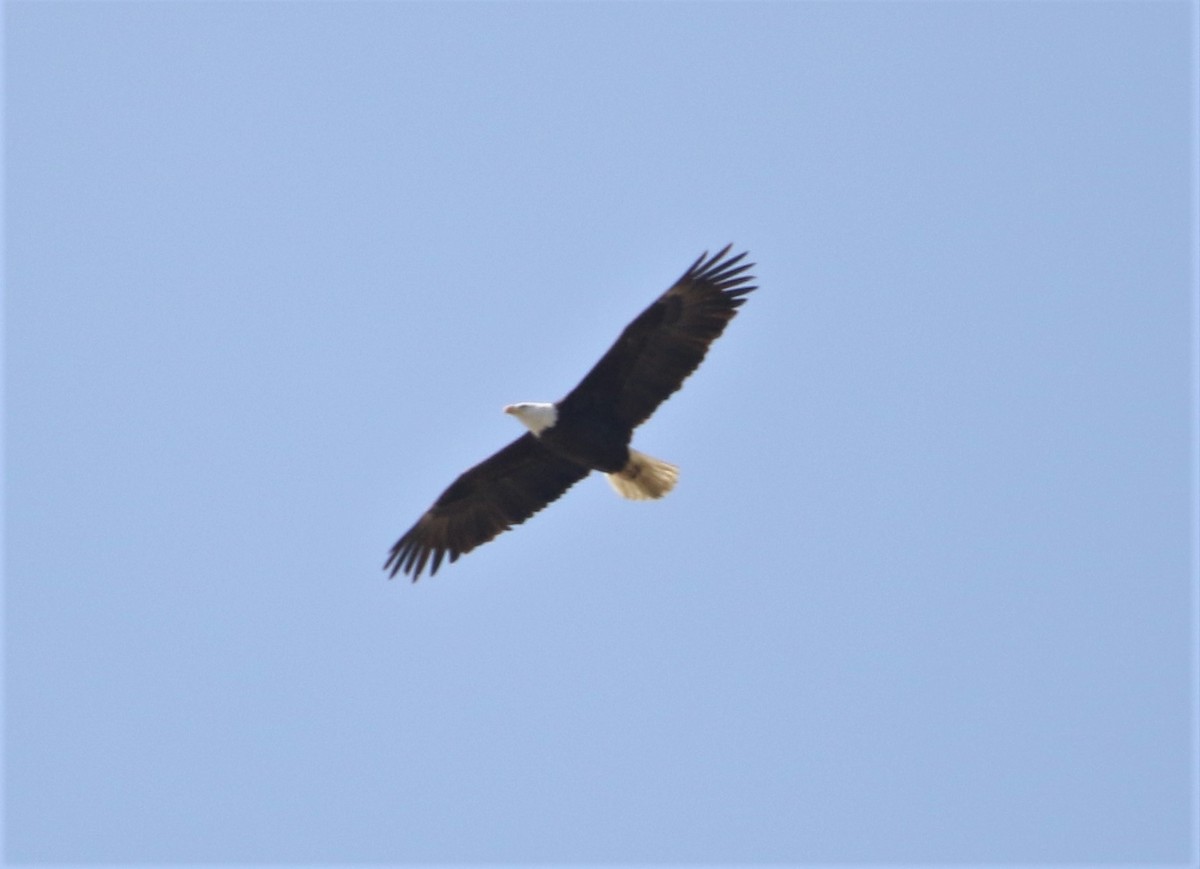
385 433 589 581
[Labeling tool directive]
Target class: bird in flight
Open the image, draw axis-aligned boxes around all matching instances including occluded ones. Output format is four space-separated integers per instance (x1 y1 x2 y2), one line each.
385 245 757 580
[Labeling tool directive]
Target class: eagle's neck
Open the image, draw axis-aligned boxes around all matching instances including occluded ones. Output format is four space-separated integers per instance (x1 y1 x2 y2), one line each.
505 402 558 435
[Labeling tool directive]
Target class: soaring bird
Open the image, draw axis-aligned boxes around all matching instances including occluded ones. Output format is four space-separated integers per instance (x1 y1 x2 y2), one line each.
385 245 756 580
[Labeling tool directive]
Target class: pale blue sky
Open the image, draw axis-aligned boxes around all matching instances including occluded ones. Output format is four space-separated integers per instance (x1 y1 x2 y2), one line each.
4 1 1196 864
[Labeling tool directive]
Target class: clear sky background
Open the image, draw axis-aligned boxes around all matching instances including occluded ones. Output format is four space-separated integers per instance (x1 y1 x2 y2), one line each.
4 1 1196 865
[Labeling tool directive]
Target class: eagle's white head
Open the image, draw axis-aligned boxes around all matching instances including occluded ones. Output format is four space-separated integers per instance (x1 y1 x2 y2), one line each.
504 402 558 435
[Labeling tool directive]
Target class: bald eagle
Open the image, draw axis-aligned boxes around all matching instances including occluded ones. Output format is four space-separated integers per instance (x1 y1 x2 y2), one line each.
385 245 756 580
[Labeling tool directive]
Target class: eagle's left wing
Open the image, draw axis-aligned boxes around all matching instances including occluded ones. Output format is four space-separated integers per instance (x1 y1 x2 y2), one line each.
558 245 755 431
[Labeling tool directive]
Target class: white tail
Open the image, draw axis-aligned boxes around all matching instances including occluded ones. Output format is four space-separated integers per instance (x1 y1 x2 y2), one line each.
606 449 679 500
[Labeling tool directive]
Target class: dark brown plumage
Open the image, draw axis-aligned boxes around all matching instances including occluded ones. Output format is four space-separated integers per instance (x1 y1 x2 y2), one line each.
385 245 756 580
385 434 589 579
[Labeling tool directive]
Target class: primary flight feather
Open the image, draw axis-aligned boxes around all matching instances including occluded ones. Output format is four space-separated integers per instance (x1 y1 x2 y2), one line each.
385 245 757 580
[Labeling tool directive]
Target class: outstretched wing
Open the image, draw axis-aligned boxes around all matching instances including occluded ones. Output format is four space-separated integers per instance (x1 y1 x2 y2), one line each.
385 433 589 581
558 245 756 430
